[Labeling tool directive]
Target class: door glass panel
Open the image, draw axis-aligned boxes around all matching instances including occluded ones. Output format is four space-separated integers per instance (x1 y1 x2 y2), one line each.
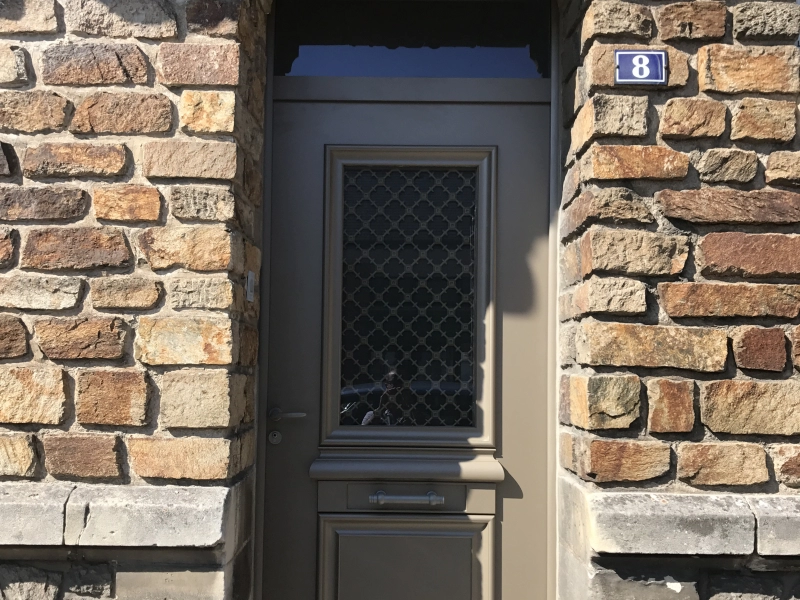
339 167 476 427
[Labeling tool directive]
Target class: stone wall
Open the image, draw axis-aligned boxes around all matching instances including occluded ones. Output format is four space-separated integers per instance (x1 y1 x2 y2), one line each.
0 0 268 598
558 0 800 597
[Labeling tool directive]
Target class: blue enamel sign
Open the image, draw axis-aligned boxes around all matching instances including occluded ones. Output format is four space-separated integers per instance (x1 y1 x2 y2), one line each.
615 50 668 85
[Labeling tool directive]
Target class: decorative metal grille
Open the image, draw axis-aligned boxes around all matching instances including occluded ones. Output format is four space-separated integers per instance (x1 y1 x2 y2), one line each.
339 167 477 427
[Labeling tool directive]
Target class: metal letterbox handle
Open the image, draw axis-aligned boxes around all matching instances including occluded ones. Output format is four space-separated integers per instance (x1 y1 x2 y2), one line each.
269 408 308 422
368 491 445 506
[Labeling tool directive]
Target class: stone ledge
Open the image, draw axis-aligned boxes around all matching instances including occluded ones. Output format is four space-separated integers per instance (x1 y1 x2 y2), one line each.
0 478 250 552
559 475 755 556
748 496 800 556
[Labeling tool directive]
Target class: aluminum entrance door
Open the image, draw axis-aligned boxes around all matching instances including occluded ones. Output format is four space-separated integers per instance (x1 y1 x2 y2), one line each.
264 77 551 599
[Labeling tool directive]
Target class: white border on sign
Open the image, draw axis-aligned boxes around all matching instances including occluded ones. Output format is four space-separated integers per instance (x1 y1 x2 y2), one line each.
614 50 668 84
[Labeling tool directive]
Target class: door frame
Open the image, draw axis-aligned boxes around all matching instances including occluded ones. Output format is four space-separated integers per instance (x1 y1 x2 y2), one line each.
253 3 562 598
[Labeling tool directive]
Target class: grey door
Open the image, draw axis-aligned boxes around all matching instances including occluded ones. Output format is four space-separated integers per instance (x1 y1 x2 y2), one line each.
264 77 551 599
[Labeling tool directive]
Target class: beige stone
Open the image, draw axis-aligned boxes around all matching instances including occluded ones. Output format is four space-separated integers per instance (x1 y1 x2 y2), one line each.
167 278 234 310
135 316 234 366
581 145 689 181
0 434 36 477
771 445 800 487
580 226 689 277
733 2 800 40
570 276 646 316
647 379 695 433
0 315 26 358
156 43 240 87
560 187 653 240
36 317 126 360
660 97 726 139
0 227 11 268
23 144 128 178
731 98 796 142
43 434 120 480
701 380 800 435
0 91 68 133
138 225 238 272
169 185 236 222
0 366 66 425
576 437 671 482
71 93 172 135
766 152 800 186
0 275 82 310
129 436 240 480
94 185 162 222
143 141 237 180
180 90 236 133
655 1 726 40
677 442 768 486
91 277 160 310
41 43 148 86
568 373 640 430
161 369 246 428
0 0 57 33
577 319 728 372
76 369 148 427
63 0 177 38
695 149 758 183
580 1 653 52
698 44 800 94
569 95 648 157
0 45 27 86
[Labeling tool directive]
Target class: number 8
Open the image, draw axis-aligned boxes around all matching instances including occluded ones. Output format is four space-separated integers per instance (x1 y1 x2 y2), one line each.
632 55 650 79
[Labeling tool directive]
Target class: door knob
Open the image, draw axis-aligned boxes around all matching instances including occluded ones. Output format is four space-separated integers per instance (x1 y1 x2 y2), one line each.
269 408 308 422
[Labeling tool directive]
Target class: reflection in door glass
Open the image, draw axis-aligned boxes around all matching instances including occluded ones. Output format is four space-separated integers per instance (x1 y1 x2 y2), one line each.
339 167 476 427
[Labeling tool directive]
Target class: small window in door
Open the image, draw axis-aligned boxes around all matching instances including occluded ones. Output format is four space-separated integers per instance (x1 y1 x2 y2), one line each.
274 0 550 78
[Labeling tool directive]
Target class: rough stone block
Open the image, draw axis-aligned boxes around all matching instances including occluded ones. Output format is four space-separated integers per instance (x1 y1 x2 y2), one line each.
749 496 800 556
584 43 690 91
732 326 786 371
0 45 27 86
560 430 576 471
170 185 236 222
0 366 66 425
771 445 800 487
579 226 689 277
567 373 641 430
23 143 128 178
64 483 232 547
731 98 796 142
0 227 11 267
0 186 87 221
577 319 728 372
22 227 131 271
90 277 160 310
591 568 701 600
0 483 73 545
570 276 646 316
138 225 238 271
560 187 653 240
708 574 781 599
655 1 726 40
698 44 800 94
580 1 653 52
180 90 236 133
63 565 112 600
570 94 648 156
129 435 243 480
115 569 228 600
0 315 27 358
0 434 36 477
581 145 689 181
76 369 148 427
42 43 148 86
647 378 695 433
135 316 235 365
733 2 800 41
0 91 69 133
701 380 800 435
0 275 82 310
695 149 758 183
43 434 121 480
167 277 235 310
766 151 800 186
143 140 237 180
576 437 670 482
161 369 246 428
790 326 800 369
698 233 800 279
0 0 57 33
94 185 162 223
71 93 172 135
660 97 726 139
657 188 800 224
0 565 61 600
36 317 126 360
157 43 240 87
63 0 177 38
677 442 768 486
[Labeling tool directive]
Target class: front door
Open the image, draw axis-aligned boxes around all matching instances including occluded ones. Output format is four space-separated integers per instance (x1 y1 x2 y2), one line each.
264 75 551 599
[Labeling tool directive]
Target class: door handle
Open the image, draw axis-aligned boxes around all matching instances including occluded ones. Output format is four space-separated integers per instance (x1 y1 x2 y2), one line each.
369 491 445 507
269 408 308 422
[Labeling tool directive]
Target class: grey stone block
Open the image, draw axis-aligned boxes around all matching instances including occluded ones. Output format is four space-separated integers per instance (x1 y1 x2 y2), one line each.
63 565 112 599
708 573 781 600
591 569 700 600
749 496 800 556
115 569 228 600
0 483 74 545
64 484 232 548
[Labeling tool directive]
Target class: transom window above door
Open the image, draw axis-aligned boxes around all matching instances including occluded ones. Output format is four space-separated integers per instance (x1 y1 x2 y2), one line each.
274 0 550 78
